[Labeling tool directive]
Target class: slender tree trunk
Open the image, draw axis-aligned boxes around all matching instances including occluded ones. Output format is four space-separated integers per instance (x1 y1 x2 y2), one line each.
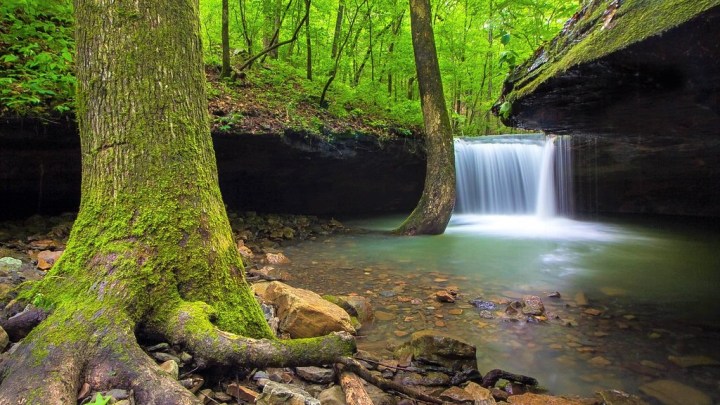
305 0 312 80
0 1 353 402
221 0 231 78
395 0 455 235
331 0 345 59
238 0 253 53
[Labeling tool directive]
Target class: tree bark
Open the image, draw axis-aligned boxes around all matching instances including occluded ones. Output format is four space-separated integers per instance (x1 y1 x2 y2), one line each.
331 0 346 59
305 0 312 80
0 1 353 403
394 0 455 235
221 0 231 78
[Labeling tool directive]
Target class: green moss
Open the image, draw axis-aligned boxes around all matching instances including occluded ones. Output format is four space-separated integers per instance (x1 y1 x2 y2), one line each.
506 0 720 102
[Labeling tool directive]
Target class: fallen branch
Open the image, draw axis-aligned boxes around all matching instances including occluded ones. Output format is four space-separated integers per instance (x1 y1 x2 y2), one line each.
336 357 443 404
481 369 538 388
339 371 373 405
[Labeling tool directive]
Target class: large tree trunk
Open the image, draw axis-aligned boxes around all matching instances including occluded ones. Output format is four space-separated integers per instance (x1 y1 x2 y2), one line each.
394 0 455 235
0 1 353 403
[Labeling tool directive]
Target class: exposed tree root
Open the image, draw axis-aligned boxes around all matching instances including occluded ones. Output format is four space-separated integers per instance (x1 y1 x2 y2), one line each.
0 298 355 404
153 301 355 369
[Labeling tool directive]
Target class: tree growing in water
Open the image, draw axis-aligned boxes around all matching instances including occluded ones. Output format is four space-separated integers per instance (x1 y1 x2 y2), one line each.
394 0 455 235
0 0 353 403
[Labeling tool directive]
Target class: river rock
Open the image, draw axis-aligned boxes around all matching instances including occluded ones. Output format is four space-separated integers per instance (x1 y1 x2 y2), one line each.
296 366 335 384
0 326 9 352
667 355 720 368
256 381 320 405
159 359 179 380
261 282 355 338
324 295 374 322
639 379 712 405
394 371 451 386
596 389 649 405
507 393 591 404
36 250 63 270
266 252 291 265
521 295 545 316
394 329 476 371
463 382 497 404
439 386 475 403
227 383 260 402
436 290 456 303
0 257 22 272
318 386 346 405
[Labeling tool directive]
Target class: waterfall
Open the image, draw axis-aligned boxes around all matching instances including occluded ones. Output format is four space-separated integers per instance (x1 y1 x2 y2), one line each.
454 135 572 217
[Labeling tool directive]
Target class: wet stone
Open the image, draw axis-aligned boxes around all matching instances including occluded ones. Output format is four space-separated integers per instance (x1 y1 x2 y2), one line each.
521 295 545 316
439 386 475 403
469 299 496 310
394 371 451 386
295 366 335 384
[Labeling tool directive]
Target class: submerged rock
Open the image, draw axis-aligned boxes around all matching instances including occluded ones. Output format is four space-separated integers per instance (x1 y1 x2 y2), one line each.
394 329 476 371
639 379 712 405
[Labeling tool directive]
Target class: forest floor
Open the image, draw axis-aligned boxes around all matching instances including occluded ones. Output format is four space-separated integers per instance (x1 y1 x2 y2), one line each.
205 66 422 141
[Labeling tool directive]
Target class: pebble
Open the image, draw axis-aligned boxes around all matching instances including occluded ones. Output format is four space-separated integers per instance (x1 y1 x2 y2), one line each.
668 355 720 368
588 356 611 367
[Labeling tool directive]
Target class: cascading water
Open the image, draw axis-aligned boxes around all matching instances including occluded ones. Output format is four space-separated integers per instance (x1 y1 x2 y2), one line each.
454 135 572 217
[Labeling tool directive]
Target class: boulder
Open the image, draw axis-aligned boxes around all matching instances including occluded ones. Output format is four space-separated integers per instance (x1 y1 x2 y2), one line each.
395 330 476 371
256 381 320 405
262 281 355 338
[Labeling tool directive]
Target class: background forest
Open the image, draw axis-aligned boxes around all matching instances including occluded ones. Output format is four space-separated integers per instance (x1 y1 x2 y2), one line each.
1 0 578 135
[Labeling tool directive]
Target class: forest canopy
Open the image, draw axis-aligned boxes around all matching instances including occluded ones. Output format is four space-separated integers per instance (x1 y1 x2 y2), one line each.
0 0 577 135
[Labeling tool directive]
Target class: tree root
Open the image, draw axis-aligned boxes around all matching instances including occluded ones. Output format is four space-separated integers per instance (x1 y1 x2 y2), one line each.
153 301 356 369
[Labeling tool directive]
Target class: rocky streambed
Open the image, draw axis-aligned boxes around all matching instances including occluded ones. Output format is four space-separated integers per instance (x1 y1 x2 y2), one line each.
0 213 712 405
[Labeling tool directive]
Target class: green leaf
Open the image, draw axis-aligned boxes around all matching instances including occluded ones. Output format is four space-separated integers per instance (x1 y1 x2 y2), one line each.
499 101 512 119
501 32 511 45
1 54 19 63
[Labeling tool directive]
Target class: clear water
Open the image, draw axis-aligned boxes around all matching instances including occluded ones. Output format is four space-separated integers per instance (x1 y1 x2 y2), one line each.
282 215 720 399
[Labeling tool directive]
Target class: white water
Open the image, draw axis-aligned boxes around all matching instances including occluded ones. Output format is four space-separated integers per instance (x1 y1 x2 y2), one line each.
451 135 614 241
454 135 571 217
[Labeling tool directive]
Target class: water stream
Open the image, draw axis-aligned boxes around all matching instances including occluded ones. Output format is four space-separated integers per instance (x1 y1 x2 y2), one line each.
281 135 720 401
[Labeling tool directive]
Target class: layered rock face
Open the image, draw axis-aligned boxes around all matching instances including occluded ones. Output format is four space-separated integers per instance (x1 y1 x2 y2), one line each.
498 1 720 216
0 119 424 220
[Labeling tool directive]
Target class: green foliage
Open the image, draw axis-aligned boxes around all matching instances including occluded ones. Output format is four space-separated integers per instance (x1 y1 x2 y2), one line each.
0 0 75 117
0 0 578 134
85 393 111 405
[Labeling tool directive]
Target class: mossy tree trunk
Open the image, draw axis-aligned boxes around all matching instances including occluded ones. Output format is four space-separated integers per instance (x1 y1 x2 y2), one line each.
395 0 455 235
0 1 353 403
